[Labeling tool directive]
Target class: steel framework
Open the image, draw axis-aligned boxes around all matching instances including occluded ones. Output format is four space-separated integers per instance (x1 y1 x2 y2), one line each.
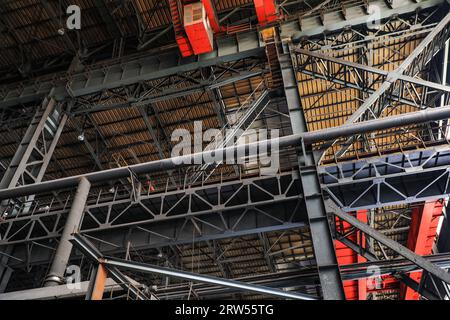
0 0 450 300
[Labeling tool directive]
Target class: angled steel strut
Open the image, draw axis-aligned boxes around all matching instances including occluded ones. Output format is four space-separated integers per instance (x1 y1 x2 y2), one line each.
71 233 318 300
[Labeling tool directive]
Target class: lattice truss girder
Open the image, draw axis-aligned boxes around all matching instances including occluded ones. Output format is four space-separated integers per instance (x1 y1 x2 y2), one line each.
292 8 450 161
0 55 276 186
320 145 450 211
0 172 306 247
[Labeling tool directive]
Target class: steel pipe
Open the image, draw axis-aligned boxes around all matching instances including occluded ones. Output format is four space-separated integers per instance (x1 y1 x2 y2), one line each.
100 257 317 300
44 177 91 286
1 106 450 200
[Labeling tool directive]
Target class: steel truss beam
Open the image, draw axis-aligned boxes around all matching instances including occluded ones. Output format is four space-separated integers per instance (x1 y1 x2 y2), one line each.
281 0 445 42
320 9 450 157
335 231 442 300
1 172 307 269
320 144 450 211
347 10 450 123
0 98 66 193
294 48 450 110
0 1 444 110
69 70 266 115
0 31 264 109
152 252 450 300
3 251 450 300
188 80 271 184
2 106 450 201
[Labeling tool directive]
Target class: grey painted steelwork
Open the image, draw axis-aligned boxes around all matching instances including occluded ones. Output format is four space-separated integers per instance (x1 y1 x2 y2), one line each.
188 82 271 184
333 218 443 300
1 106 450 201
0 97 67 292
280 0 444 41
2 172 307 270
102 257 318 300
70 70 265 115
0 172 306 246
150 253 450 300
0 98 66 191
0 278 120 300
320 144 450 211
0 0 443 110
346 10 450 124
75 232 154 300
44 178 91 287
294 48 450 109
71 233 318 300
280 45 345 300
0 32 264 109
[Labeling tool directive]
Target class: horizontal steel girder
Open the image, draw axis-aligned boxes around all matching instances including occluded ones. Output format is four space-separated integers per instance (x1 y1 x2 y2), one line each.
0 172 307 251
0 31 264 109
280 0 444 41
0 0 444 110
320 144 450 211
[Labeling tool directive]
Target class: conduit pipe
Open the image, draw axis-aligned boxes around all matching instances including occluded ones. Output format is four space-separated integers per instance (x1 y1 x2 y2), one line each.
1 106 450 200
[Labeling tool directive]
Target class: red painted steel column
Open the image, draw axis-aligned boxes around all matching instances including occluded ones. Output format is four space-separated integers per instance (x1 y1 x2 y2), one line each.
254 0 278 25
86 264 108 300
335 210 368 300
356 210 368 300
401 200 444 300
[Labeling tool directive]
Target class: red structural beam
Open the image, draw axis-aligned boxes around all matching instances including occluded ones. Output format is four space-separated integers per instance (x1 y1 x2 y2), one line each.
335 210 367 300
254 0 279 25
400 200 444 300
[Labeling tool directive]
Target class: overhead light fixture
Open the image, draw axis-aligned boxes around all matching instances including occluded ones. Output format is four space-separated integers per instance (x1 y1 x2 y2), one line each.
77 132 85 141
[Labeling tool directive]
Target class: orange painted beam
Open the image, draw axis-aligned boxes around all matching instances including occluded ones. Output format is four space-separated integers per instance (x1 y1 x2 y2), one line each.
90 264 108 300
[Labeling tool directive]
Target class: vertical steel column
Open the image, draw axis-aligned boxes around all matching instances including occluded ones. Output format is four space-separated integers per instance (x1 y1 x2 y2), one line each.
279 44 345 299
0 96 67 292
356 210 368 300
401 200 443 299
44 177 91 287
335 209 368 300
85 264 108 300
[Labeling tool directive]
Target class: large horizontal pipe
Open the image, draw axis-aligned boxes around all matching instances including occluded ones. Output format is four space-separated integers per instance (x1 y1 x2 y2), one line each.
1 106 450 200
